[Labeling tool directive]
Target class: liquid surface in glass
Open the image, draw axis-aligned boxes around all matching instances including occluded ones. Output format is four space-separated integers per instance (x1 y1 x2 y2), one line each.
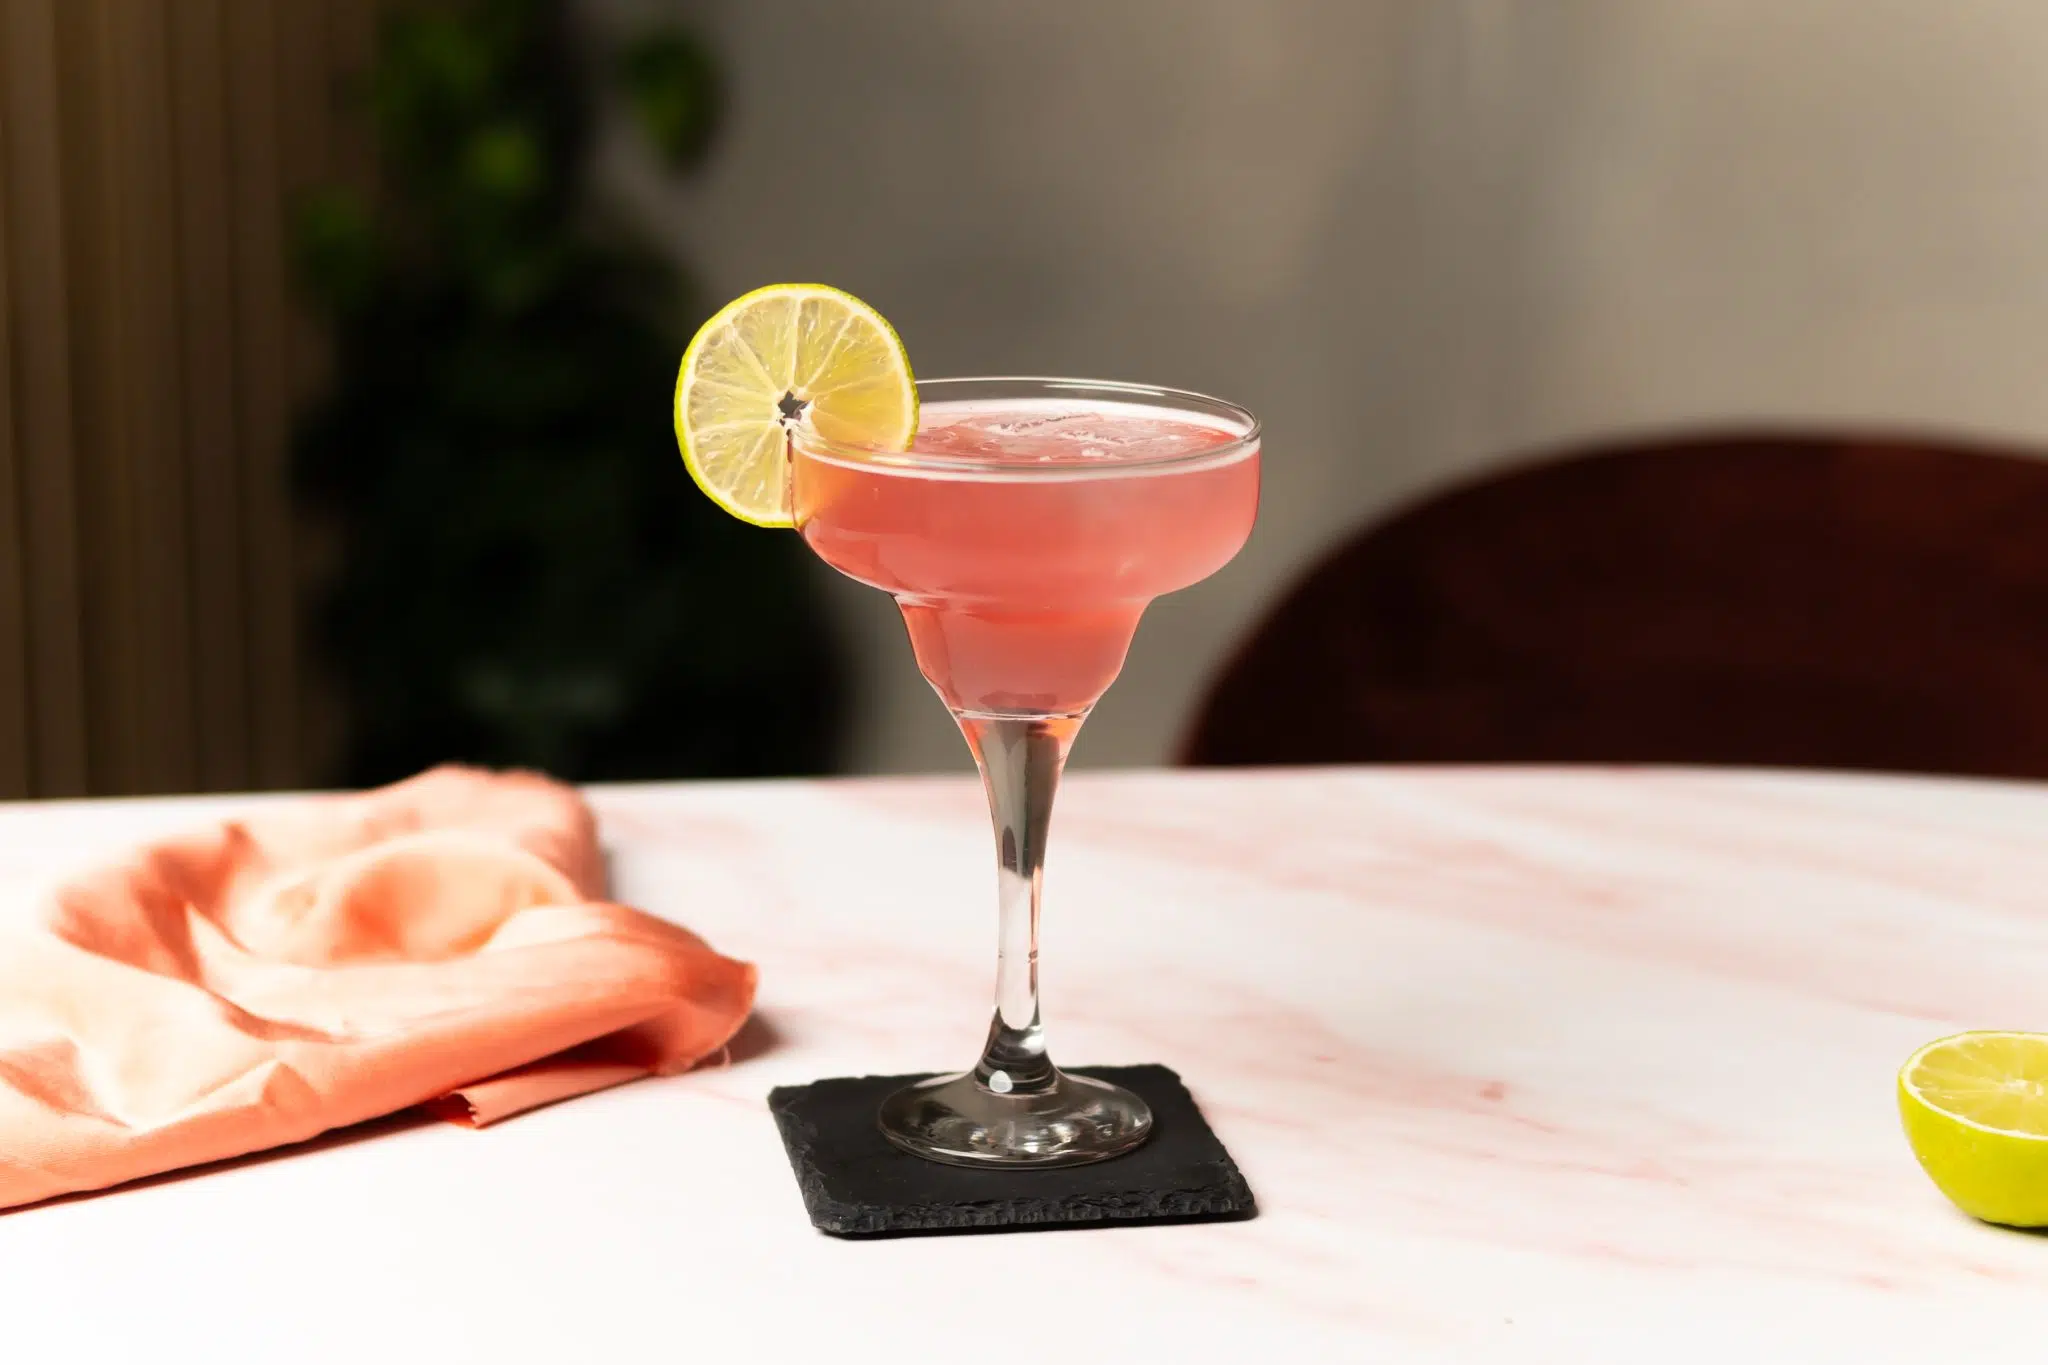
793 399 1260 715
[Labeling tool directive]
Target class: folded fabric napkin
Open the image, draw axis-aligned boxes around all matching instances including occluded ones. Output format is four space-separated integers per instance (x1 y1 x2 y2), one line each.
0 766 755 1211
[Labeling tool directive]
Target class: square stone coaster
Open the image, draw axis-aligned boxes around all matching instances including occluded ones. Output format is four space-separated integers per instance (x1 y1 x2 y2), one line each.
766 1064 1256 1237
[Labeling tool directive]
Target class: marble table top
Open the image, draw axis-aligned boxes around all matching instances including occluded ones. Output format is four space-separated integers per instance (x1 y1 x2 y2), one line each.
2 766 2045 1361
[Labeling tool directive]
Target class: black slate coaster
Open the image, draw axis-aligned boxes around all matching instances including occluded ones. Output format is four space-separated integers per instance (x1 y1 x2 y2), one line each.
767 1063 1256 1237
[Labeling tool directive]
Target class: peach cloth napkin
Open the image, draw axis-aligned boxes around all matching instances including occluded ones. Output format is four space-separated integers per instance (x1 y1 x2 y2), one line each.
0 766 755 1211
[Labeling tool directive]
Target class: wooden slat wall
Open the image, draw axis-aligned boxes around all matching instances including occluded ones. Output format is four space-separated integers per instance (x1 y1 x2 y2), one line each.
0 0 87 798
0 92 25 800
0 0 383 797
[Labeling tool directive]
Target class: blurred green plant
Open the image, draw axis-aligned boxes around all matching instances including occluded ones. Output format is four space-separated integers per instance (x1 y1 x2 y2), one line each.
293 0 840 784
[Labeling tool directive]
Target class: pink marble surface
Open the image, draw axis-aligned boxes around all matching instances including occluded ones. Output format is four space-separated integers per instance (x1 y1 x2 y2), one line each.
2 766 2046 1360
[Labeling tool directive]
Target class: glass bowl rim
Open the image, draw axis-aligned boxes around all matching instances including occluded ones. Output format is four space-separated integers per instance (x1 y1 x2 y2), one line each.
788 375 1261 477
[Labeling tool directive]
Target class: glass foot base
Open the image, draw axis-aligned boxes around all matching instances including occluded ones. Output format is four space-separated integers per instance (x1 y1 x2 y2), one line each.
877 1068 1154 1168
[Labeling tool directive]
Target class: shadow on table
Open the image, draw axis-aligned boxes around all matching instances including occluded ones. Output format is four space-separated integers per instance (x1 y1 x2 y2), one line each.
721 1010 784 1066
4 1109 440 1220
5 1011 790 1220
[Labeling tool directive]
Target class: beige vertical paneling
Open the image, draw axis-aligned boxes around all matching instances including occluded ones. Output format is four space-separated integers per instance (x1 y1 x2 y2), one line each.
0 0 383 797
223 0 300 792
169 0 251 793
0 68 30 799
53 0 146 794
0 0 88 797
107 0 197 790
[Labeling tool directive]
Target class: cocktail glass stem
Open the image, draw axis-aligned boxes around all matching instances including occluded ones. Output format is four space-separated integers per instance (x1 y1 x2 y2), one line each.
874 705 1154 1167
962 711 1075 1097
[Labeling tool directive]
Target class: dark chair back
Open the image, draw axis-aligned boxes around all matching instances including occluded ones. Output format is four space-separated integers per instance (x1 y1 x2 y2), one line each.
1183 433 2048 778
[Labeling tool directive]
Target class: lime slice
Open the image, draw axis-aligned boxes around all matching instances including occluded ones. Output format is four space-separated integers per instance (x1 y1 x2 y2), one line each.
673 284 916 527
1899 1031 2048 1226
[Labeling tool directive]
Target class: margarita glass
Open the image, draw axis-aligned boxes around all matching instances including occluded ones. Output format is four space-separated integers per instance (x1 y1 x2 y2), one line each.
791 377 1260 1166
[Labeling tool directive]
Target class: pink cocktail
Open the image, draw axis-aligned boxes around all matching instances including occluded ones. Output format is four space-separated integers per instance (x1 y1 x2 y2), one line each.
797 393 1259 716
792 378 1260 1166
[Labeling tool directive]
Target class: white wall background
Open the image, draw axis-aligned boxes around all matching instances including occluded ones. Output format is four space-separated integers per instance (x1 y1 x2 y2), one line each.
589 0 2048 774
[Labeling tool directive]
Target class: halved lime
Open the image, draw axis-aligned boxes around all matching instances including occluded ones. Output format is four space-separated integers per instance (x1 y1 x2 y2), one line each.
673 284 916 527
1899 1030 2048 1226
